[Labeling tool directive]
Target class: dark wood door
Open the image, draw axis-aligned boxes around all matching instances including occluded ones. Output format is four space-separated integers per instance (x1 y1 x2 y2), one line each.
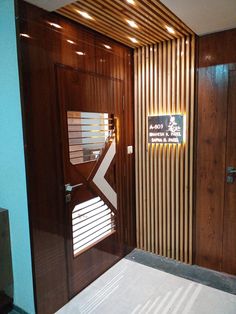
222 65 236 274
196 63 236 275
56 65 125 298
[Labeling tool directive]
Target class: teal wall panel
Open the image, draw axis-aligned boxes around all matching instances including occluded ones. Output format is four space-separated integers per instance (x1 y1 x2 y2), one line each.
0 0 35 313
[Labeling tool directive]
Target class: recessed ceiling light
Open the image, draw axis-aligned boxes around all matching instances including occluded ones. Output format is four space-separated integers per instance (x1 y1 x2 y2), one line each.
20 33 31 38
76 51 86 56
166 26 175 34
67 39 76 44
126 20 138 28
127 0 135 4
104 44 112 49
48 22 62 29
129 37 138 43
76 10 94 20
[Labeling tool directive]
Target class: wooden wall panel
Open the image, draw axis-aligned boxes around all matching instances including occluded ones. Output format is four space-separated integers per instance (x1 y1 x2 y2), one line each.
199 28 236 68
17 1 135 313
134 35 195 264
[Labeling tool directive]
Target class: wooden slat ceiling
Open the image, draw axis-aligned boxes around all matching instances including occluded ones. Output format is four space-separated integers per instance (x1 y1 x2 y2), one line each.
57 0 194 48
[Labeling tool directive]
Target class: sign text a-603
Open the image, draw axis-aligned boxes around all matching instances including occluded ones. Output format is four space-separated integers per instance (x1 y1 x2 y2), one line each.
148 114 184 144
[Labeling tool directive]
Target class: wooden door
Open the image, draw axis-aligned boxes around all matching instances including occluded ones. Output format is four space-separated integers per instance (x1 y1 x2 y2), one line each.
56 65 125 298
222 65 236 274
196 63 236 275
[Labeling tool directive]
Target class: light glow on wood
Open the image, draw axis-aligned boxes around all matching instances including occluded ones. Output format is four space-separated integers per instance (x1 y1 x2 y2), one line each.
57 0 194 48
134 35 195 264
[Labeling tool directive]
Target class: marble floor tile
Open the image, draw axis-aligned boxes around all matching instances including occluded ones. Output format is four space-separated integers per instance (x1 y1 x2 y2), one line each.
56 259 236 314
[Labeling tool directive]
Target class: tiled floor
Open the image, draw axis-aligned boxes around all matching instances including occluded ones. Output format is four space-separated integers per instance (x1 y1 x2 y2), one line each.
56 258 236 314
126 249 236 295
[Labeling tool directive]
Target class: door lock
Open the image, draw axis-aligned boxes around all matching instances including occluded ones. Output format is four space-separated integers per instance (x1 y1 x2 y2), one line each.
226 166 236 184
64 183 83 203
65 194 71 203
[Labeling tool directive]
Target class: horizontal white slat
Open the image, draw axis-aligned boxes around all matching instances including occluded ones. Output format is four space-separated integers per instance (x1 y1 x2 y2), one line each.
73 229 113 256
72 196 115 256
73 201 105 218
73 206 110 230
73 197 101 212
73 224 114 251
73 219 113 242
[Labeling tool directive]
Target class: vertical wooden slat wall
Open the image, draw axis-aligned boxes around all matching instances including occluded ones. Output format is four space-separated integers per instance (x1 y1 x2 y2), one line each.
134 35 195 264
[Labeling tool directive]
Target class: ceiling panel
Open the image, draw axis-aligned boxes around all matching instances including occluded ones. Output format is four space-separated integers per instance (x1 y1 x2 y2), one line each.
161 0 236 35
57 0 194 48
25 0 75 11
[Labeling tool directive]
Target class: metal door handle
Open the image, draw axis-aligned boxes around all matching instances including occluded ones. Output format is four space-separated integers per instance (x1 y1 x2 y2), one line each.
227 167 236 174
226 167 236 184
65 183 83 192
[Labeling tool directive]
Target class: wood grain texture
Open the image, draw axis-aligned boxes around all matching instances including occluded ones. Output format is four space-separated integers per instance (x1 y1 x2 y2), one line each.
199 28 236 68
17 1 135 313
196 29 236 274
195 65 228 270
223 65 236 275
196 63 236 274
134 35 195 264
57 0 194 48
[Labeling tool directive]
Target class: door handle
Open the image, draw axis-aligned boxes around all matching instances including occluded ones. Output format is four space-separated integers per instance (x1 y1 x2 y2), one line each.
65 183 83 192
227 167 236 184
227 167 236 174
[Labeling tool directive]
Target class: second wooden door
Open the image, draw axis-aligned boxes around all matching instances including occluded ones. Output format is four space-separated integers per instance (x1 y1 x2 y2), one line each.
196 63 236 275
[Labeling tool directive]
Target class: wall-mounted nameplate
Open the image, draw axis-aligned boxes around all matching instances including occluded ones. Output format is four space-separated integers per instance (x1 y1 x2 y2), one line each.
148 114 184 144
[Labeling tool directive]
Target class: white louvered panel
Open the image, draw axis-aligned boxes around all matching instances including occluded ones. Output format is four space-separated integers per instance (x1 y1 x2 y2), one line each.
72 196 116 256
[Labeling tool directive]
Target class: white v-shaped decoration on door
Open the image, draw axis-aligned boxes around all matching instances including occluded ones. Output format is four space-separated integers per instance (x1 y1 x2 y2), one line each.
92 139 117 209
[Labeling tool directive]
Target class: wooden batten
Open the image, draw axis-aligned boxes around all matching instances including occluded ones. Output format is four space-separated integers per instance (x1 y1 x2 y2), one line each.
57 0 196 264
134 35 195 264
57 0 194 48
